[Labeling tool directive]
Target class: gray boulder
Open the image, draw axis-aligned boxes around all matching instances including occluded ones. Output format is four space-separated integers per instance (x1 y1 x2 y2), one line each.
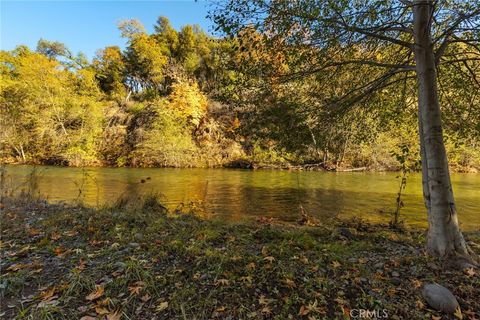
422 283 459 314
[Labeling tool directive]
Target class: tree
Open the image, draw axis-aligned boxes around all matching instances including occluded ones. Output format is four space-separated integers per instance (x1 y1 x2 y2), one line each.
0 47 104 166
154 16 179 55
118 19 169 96
213 0 480 265
93 46 126 98
36 38 72 60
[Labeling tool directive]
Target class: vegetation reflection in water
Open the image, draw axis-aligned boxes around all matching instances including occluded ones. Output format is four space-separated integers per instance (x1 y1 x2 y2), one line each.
4 165 480 230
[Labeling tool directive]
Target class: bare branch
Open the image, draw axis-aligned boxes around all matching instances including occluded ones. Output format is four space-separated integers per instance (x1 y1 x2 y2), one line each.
277 59 415 83
434 8 480 64
340 24 414 49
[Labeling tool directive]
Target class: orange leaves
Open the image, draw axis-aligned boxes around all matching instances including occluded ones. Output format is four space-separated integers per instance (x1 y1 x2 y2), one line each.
36 285 65 308
128 281 146 295
412 279 422 289
231 117 241 130
53 246 72 258
86 285 105 301
298 305 310 316
39 287 56 301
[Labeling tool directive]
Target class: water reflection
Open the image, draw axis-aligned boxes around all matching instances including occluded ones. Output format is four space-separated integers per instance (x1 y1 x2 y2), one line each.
3 165 479 230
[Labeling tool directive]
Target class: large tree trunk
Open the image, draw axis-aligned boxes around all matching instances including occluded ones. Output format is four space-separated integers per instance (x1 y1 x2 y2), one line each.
412 0 477 265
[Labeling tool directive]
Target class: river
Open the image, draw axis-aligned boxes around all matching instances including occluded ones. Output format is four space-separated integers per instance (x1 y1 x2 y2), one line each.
2 165 479 230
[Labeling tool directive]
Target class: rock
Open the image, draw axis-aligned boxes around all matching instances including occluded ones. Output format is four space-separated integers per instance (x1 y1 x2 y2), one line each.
128 242 141 249
391 271 400 277
422 283 459 314
374 262 384 269
390 277 401 286
338 227 354 239
113 261 126 270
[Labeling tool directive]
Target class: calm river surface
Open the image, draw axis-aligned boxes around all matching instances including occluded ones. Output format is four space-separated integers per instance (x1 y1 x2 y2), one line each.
3 165 479 230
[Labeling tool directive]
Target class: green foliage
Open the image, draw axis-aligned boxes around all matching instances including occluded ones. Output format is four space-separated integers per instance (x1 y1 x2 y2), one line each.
132 101 198 167
0 48 103 166
93 46 126 98
1 14 479 171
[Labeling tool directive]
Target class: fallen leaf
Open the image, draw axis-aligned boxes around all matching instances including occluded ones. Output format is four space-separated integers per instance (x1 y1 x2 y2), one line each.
28 228 41 236
465 268 476 277
86 285 104 301
215 279 230 286
263 256 275 263
50 232 61 241
77 259 86 271
39 287 56 301
37 299 59 308
141 293 151 302
261 246 268 256
332 261 341 269
246 262 256 270
156 301 168 312
79 316 97 320
216 306 226 312
128 281 145 295
95 306 110 315
239 276 253 283
412 279 422 289
298 305 310 316
65 230 78 237
415 300 425 309
7 263 32 272
106 310 122 320
259 295 273 305
283 278 297 289
261 306 272 315
454 307 463 320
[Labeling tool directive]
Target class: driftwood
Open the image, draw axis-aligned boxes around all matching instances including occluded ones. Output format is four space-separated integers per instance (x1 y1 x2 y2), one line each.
336 167 368 172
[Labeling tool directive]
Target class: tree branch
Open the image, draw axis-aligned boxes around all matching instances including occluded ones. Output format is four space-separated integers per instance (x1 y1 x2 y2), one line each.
434 8 480 64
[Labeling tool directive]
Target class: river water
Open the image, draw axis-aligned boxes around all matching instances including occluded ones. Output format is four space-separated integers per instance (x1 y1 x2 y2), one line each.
3 165 479 230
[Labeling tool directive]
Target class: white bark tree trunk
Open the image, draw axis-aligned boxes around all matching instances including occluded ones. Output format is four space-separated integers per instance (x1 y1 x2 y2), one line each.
412 0 476 264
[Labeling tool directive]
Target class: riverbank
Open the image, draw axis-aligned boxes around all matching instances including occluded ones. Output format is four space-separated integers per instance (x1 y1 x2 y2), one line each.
2 159 479 173
1 196 479 319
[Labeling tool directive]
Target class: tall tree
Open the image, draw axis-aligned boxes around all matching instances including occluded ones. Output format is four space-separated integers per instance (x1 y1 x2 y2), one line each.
213 0 480 265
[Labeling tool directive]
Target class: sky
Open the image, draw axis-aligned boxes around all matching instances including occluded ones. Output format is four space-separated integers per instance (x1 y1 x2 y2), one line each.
1 0 215 60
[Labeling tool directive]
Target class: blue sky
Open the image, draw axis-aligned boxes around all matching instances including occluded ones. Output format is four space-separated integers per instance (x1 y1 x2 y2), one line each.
1 0 214 59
